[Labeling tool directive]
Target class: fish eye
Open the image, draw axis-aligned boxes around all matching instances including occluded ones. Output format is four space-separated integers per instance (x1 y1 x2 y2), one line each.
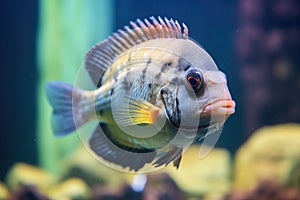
185 69 203 92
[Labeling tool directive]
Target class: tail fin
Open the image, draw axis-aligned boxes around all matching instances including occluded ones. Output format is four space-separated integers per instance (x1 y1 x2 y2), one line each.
45 81 87 137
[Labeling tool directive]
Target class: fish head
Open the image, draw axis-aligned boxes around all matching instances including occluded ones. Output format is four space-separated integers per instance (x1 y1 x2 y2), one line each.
160 46 235 137
184 69 235 130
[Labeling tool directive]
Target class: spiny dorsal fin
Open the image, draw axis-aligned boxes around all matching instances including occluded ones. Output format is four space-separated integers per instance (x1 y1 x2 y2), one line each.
85 16 189 86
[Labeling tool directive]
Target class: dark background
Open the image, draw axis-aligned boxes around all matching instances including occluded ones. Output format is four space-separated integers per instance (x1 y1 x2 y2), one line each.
0 1 38 179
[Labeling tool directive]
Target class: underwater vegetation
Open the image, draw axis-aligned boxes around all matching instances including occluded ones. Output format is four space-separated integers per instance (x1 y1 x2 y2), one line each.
36 0 114 174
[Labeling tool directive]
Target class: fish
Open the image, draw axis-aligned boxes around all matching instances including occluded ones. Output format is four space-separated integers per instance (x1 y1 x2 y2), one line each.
45 16 235 172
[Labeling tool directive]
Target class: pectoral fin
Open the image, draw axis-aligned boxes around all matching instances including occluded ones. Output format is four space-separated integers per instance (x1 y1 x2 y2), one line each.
113 95 161 127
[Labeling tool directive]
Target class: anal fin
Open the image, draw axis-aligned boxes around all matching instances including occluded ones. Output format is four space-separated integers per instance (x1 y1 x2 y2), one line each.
173 155 182 169
154 147 183 168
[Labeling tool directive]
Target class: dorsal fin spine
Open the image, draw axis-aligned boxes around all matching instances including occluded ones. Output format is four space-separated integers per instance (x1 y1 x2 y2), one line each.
124 26 139 44
144 19 158 39
158 16 169 38
136 19 151 40
91 50 110 70
107 37 123 54
85 17 189 86
108 36 125 52
130 21 147 42
96 50 112 64
102 44 117 58
117 29 135 46
175 20 182 38
150 16 163 38
169 18 179 38
112 33 131 49
99 46 115 60
164 17 174 38
182 23 189 39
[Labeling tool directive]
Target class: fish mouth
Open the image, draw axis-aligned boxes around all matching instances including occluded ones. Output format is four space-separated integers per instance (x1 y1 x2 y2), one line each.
165 99 235 131
176 99 235 130
202 99 236 117
194 99 235 138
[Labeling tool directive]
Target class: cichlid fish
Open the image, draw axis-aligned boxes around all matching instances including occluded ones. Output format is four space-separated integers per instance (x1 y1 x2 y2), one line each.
46 17 235 171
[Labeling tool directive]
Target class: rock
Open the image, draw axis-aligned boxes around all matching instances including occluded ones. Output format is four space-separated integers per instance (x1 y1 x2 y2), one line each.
45 178 91 200
93 183 141 200
224 180 300 200
143 172 185 200
6 163 56 191
10 185 49 200
0 182 9 199
165 145 232 196
60 145 134 187
234 123 300 189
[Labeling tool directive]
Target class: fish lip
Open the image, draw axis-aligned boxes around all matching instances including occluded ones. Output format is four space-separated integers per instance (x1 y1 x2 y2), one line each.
166 99 235 130
202 99 236 116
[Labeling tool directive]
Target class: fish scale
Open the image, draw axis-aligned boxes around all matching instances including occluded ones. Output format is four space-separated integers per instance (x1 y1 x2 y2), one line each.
101 45 182 85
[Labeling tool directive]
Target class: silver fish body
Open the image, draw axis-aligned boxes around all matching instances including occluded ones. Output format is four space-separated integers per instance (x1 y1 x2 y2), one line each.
46 17 235 172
